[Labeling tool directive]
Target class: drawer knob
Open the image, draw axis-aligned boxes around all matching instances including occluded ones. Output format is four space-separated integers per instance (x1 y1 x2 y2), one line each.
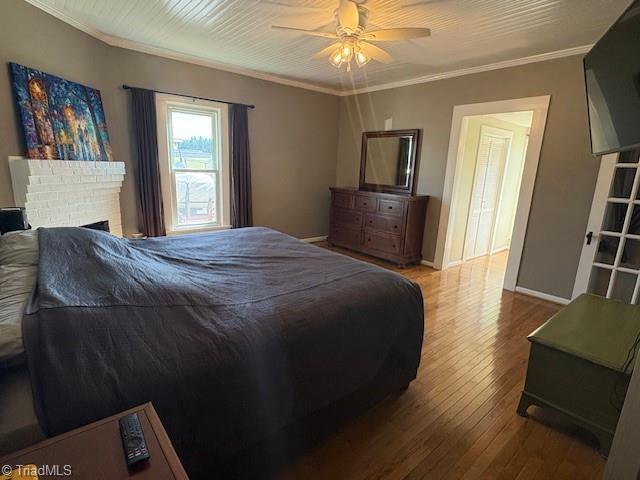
368 238 371 241
388 206 393 209
363 202 367 206
392 244 396 248
393 225 398 229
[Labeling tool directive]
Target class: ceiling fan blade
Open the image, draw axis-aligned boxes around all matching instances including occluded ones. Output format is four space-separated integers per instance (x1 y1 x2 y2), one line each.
359 42 392 64
361 28 431 41
338 0 359 33
272 26 338 39
313 42 342 59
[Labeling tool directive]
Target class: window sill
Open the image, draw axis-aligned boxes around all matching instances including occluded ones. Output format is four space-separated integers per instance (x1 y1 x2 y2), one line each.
166 225 232 236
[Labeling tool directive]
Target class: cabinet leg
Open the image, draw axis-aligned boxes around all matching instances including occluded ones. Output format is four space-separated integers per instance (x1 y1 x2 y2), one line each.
516 392 532 417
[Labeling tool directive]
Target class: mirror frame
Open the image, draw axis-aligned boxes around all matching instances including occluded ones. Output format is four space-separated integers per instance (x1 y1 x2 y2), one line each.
359 129 421 195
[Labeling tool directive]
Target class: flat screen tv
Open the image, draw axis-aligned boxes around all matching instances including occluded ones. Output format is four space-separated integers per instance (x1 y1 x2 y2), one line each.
584 0 640 155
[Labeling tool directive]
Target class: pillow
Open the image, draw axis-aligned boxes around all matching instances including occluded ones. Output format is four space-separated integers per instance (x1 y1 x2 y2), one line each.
0 265 37 366
0 230 39 266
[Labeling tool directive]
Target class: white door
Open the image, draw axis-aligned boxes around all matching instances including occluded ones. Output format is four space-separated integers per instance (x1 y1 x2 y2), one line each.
573 149 640 302
464 130 509 260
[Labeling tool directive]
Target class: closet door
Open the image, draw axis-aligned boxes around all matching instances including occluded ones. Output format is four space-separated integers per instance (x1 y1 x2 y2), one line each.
464 132 509 260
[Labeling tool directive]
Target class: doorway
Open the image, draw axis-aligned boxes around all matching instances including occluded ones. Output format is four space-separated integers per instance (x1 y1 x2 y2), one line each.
434 96 551 292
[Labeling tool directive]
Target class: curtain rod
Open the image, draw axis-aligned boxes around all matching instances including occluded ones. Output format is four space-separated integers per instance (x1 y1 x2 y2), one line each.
121 84 255 109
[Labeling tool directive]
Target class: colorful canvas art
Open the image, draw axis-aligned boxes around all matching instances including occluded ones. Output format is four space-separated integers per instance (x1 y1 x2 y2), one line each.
10 62 113 161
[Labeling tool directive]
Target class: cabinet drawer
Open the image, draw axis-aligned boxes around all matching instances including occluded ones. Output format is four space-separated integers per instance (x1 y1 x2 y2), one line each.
355 195 376 212
333 191 354 209
330 226 362 247
378 199 404 216
363 230 401 255
332 208 363 228
365 214 402 234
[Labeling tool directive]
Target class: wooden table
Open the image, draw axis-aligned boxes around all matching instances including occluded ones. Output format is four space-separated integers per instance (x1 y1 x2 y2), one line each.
0 403 188 479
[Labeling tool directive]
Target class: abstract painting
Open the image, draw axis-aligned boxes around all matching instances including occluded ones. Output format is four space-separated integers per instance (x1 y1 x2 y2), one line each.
10 62 113 161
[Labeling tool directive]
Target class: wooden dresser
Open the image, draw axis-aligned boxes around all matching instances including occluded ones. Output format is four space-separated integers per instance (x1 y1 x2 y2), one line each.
328 187 429 266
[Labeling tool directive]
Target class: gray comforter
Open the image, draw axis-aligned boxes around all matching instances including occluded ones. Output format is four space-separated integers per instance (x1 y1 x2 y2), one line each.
23 227 424 473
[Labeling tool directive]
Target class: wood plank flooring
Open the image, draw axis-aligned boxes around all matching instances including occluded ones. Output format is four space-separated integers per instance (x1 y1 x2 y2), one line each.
276 247 605 480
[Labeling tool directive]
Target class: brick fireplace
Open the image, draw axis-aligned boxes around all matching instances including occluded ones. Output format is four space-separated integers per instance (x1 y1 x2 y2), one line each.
8 158 126 236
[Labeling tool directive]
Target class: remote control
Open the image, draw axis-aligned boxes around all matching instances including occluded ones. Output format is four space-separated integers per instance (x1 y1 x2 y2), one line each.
119 413 150 468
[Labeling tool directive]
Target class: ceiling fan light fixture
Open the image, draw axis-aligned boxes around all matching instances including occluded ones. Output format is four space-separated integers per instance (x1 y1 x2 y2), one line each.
341 43 353 59
355 49 370 67
329 48 344 67
276 0 431 71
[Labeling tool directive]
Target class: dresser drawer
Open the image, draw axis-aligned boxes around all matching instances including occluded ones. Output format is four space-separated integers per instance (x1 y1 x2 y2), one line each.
333 191 354 209
363 230 401 255
365 214 402 234
332 208 363 228
330 226 362 247
378 199 404 216
355 195 376 212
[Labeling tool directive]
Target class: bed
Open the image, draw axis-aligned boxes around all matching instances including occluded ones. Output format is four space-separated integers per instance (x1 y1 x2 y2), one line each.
5 226 424 477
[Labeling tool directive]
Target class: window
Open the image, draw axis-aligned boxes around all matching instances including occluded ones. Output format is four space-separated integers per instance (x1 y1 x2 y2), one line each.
156 94 230 234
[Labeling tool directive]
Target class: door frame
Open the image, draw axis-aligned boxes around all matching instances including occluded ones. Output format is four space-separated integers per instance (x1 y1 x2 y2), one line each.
434 95 551 292
572 153 620 299
462 125 514 262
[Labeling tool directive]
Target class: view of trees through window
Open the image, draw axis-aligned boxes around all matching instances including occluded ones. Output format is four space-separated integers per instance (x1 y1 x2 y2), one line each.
179 136 212 152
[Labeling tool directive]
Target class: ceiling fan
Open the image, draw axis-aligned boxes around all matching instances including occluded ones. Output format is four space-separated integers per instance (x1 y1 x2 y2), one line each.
272 0 431 71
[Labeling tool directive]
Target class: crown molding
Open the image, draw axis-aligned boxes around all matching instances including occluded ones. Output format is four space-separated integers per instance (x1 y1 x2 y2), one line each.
24 0 591 99
104 36 342 96
337 45 592 96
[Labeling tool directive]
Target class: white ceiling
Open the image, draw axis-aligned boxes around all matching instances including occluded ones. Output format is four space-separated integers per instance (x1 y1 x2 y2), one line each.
26 0 631 95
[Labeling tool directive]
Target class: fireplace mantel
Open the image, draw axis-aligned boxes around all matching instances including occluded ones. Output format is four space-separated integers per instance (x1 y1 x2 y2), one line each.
8 157 126 236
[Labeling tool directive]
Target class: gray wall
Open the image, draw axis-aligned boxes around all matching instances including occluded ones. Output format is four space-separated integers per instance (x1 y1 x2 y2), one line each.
0 0 339 238
337 55 600 299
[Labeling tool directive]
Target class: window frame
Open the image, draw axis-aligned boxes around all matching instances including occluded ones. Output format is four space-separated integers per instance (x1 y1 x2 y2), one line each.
156 94 230 235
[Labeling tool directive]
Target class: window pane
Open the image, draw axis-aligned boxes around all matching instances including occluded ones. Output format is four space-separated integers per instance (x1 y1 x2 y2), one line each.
619 149 640 164
602 203 628 232
595 235 619 265
588 267 611 297
621 239 640 270
175 172 217 226
610 271 637 303
609 167 636 198
170 110 216 170
627 205 640 234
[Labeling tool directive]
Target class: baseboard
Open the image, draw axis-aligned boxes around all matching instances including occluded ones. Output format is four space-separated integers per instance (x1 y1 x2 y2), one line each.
491 246 509 255
301 236 327 243
514 286 571 305
446 260 463 268
420 260 435 267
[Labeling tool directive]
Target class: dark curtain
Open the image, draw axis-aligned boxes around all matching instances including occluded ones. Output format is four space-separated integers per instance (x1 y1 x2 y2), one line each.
131 88 166 237
230 104 253 228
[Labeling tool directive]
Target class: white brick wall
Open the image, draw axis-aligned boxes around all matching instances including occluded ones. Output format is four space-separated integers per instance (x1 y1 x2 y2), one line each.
8 159 126 237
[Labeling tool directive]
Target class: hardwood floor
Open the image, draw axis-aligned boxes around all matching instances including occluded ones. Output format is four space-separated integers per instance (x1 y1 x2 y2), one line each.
276 247 605 480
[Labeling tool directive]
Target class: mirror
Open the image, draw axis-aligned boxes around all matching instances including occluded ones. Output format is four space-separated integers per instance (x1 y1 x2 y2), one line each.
359 130 421 195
